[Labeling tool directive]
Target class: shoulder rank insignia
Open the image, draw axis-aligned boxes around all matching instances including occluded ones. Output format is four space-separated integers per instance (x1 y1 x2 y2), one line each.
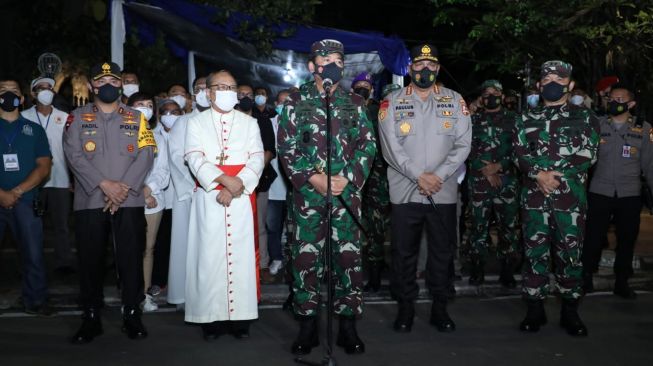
65 114 75 131
405 85 413 96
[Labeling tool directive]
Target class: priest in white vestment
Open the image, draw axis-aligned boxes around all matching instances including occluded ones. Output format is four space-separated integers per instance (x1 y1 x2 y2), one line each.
184 70 264 340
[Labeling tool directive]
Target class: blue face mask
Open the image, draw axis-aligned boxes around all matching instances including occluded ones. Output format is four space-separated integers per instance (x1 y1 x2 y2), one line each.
275 104 284 115
527 94 540 108
254 95 267 106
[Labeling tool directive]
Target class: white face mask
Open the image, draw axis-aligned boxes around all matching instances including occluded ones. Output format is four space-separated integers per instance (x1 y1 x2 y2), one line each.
123 84 139 98
37 90 54 106
160 114 180 129
134 106 153 121
170 94 187 109
214 90 238 112
570 95 584 106
195 89 211 108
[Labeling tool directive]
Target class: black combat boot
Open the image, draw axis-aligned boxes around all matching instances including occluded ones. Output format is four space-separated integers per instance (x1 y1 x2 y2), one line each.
336 316 365 354
468 256 485 286
613 276 637 299
230 320 250 339
560 298 588 337
291 316 319 355
282 287 294 312
71 308 103 344
430 297 456 332
363 262 383 293
519 299 547 332
122 307 148 340
393 301 415 333
499 257 517 288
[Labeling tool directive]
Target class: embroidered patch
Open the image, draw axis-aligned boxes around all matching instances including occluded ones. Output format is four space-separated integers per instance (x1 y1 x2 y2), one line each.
84 140 96 152
459 99 470 116
379 100 389 121
443 121 453 130
127 144 135 153
399 121 411 135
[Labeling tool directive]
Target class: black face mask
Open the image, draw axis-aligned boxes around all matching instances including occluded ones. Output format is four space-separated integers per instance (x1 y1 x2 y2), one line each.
315 61 344 86
95 84 121 103
410 68 437 89
484 96 501 110
238 96 253 112
354 87 371 100
0 92 20 112
540 81 569 102
608 100 630 116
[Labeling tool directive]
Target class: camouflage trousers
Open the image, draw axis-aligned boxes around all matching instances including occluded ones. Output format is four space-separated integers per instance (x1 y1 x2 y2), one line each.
521 184 586 300
467 175 519 260
290 187 364 317
362 167 390 264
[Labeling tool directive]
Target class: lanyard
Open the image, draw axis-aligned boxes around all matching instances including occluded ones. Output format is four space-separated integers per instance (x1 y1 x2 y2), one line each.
35 111 52 131
0 120 22 152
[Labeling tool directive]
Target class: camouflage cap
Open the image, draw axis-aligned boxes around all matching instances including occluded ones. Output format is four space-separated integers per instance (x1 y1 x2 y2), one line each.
480 79 503 92
90 61 122 80
410 44 439 63
310 39 344 57
382 83 401 98
540 60 572 79
352 72 372 87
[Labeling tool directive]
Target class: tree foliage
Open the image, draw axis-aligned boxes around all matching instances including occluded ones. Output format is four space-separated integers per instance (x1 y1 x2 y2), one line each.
429 0 653 112
194 0 321 55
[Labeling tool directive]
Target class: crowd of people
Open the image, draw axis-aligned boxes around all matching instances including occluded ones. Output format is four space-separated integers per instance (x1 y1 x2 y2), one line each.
0 37 650 356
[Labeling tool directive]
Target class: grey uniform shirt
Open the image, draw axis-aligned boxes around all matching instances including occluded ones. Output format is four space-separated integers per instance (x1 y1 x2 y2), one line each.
63 103 156 211
589 115 653 198
378 84 472 204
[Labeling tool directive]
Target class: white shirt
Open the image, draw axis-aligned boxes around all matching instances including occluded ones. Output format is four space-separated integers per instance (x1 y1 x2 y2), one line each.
144 125 170 214
21 106 70 188
268 115 288 201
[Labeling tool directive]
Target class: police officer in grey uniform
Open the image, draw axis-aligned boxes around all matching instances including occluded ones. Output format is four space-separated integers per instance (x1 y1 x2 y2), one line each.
582 83 653 298
378 44 471 333
63 62 156 343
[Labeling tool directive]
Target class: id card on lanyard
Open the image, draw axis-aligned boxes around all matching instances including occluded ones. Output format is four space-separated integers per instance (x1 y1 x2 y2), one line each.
622 144 631 158
1 121 22 172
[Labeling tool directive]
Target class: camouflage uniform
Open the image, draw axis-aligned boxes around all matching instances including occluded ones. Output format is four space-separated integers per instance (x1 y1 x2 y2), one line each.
513 101 599 300
361 99 390 264
277 81 376 317
467 108 519 260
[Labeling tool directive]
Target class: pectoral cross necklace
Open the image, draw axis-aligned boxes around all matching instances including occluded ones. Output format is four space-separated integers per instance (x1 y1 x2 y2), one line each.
211 109 236 166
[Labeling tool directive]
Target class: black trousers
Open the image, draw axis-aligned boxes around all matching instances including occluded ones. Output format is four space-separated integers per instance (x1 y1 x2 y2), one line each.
75 207 145 309
390 202 457 301
582 192 641 280
152 209 172 287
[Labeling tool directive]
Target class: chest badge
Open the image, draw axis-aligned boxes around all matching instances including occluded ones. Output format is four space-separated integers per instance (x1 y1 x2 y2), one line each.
441 110 453 117
84 141 96 152
127 144 135 153
399 121 412 135
443 121 453 130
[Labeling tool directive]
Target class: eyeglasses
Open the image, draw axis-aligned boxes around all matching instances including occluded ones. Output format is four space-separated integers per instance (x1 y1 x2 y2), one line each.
209 84 238 92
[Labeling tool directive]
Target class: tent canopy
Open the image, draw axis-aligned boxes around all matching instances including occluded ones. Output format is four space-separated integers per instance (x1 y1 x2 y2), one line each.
117 0 409 95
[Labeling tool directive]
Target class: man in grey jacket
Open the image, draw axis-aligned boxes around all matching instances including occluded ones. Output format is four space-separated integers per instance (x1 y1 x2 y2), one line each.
582 83 653 299
378 44 471 333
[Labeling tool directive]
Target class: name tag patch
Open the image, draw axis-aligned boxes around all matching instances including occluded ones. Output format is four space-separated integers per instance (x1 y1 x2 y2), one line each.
3 153 19 171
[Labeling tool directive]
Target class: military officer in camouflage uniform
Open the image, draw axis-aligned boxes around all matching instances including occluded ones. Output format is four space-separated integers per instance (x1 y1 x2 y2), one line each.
351 72 391 292
63 62 156 343
513 60 599 337
379 44 471 334
466 79 520 288
582 83 653 299
277 39 376 355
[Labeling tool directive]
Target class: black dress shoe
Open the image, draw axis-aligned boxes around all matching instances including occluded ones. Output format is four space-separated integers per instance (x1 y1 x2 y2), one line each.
613 281 637 299
202 322 221 341
291 316 319 355
230 320 250 339
122 307 148 340
468 257 485 286
336 317 365 354
282 292 294 312
393 301 414 333
520 299 547 332
499 258 517 288
71 309 103 344
430 299 456 333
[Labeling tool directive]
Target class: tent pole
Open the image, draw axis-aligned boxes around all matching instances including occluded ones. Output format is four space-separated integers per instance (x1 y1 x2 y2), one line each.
110 0 126 70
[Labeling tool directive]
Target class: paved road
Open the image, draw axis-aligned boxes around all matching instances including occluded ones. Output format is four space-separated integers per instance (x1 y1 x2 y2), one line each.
1 293 651 366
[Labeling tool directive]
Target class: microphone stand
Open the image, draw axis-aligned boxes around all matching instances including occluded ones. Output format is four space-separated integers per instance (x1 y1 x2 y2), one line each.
295 81 337 366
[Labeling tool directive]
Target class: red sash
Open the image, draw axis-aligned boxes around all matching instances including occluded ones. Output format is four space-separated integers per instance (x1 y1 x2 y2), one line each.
195 164 261 302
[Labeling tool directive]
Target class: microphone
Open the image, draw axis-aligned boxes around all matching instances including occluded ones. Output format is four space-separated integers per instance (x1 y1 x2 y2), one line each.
322 78 333 92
